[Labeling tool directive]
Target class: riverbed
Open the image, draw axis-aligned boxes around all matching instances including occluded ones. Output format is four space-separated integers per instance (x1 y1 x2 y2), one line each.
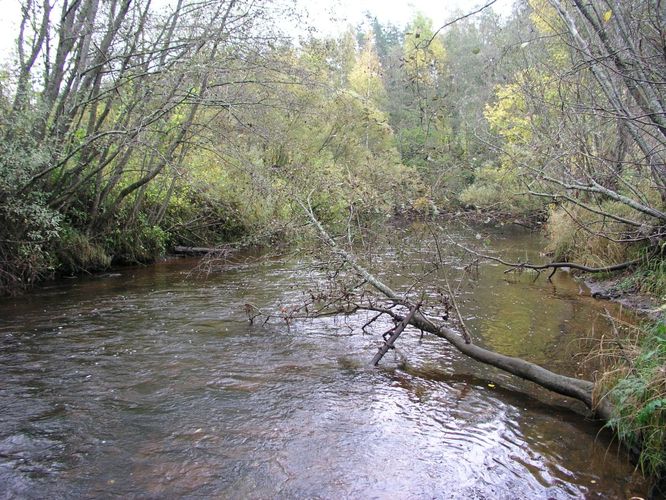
0 222 650 498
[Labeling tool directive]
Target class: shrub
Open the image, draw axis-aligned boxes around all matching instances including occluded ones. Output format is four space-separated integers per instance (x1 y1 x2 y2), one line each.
106 212 168 264
545 202 640 266
458 163 543 215
0 195 62 294
0 101 63 293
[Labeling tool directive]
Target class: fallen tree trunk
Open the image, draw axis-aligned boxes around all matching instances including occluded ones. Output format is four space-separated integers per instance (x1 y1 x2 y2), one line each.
301 201 613 421
172 245 230 256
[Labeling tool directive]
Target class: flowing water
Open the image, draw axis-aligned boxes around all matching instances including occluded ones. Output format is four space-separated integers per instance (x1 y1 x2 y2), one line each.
0 222 650 498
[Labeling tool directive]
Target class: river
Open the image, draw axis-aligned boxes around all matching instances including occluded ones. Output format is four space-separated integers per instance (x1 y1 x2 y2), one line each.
0 221 650 498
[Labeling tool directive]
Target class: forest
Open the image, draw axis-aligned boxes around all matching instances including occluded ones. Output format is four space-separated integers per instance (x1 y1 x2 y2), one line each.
0 0 664 490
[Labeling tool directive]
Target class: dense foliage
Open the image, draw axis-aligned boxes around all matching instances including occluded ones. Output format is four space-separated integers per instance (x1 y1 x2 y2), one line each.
0 0 417 292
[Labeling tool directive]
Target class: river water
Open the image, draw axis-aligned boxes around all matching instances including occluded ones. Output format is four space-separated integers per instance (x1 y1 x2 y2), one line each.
0 222 650 498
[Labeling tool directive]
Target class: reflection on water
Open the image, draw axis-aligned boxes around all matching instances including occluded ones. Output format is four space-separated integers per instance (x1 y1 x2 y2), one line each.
0 223 650 498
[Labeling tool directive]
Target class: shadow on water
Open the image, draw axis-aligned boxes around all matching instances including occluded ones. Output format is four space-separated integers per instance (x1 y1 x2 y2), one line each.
0 223 652 498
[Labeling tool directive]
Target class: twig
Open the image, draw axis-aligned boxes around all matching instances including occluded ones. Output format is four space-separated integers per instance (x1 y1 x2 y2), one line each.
445 276 472 344
426 1 498 48
361 311 385 334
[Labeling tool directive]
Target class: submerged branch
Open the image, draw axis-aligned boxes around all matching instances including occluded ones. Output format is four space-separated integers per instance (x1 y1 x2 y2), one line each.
370 302 421 366
173 245 232 256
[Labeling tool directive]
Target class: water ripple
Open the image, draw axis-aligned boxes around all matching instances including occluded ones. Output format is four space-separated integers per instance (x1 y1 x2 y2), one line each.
0 240 650 498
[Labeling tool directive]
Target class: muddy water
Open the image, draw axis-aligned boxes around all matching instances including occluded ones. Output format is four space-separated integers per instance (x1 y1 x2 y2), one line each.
0 223 650 498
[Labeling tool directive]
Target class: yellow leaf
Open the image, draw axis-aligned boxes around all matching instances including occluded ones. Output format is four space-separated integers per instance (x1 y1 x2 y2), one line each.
603 10 612 22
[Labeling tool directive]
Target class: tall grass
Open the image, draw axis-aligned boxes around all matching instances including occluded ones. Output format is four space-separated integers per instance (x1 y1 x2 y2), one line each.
545 204 630 266
598 321 666 477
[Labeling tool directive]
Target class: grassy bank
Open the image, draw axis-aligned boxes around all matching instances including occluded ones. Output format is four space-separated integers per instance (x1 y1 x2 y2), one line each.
597 320 666 480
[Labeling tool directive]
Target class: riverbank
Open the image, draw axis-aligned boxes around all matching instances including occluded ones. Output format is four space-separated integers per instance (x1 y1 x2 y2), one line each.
586 274 664 321
443 210 664 321
581 271 665 490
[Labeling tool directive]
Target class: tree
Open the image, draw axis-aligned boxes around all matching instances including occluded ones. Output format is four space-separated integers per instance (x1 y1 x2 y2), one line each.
549 0 666 203
465 0 666 263
0 0 290 290
301 201 613 420
399 14 448 167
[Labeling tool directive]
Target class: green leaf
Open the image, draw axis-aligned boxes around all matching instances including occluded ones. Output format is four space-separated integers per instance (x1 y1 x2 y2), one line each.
636 399 666 425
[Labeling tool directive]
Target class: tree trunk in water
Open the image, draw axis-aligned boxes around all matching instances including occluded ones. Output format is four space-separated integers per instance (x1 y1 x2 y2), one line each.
172 246 231 256
301 201 613 421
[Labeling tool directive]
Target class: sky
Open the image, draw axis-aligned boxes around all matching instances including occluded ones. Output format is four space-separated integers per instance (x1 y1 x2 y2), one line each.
0 0 515 64
299 0 515 35
0 0 21 63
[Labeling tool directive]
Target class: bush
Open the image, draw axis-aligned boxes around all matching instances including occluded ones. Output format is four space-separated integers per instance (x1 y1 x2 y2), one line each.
164 191 248 247
458 163 543 215
0 195 62 294
0 100 63 293
545 202 643 265
106 213 168 264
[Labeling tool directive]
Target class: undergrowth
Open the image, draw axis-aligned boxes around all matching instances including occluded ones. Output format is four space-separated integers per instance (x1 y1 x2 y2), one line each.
607 250 666 302
599 320 666 477
634 256 666 299
545 204 629 266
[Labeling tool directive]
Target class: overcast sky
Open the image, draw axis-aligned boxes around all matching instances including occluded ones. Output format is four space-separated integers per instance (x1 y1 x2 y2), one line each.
299 0 515 34
0 0 515 64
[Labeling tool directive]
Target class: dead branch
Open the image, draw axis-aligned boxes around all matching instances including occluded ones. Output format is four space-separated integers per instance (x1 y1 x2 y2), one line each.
444 276 472 344
451 239 645 281
426 1 498 48
173 245 232 256
371 303 421 366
